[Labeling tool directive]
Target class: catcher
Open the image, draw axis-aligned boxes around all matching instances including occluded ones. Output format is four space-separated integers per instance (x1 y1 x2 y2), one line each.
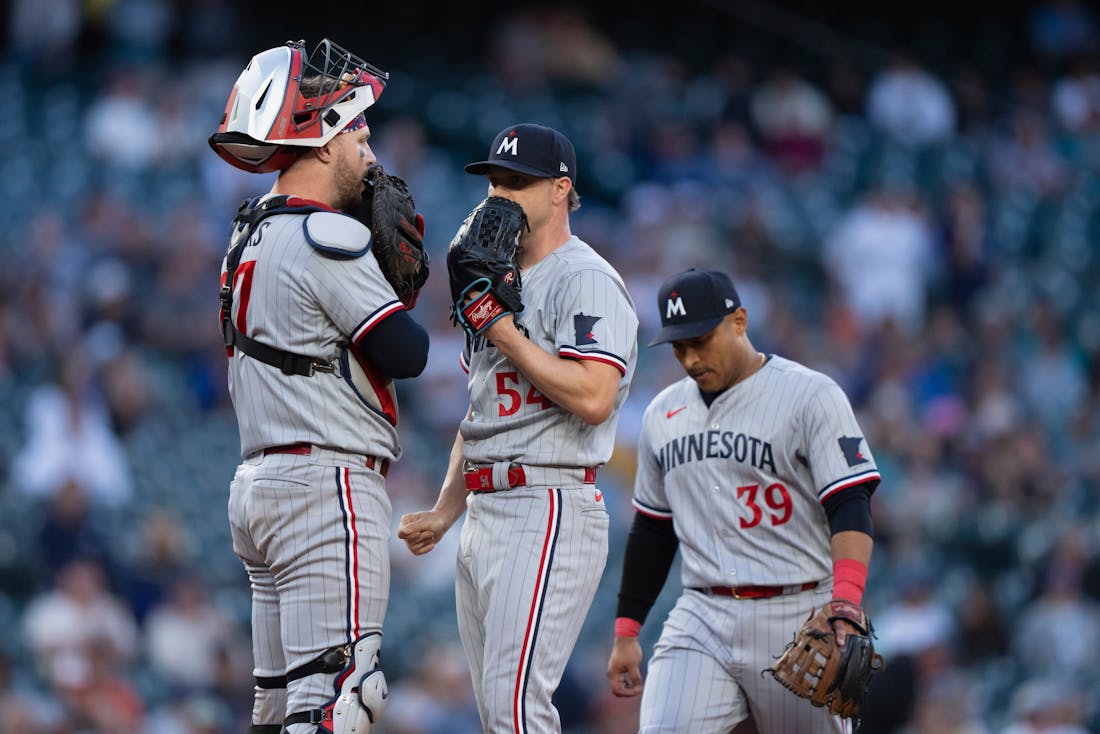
607 268 882 733
210 39 428 734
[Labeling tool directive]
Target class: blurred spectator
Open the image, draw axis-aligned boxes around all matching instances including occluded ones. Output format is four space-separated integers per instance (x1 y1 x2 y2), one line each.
987 109 1071 198
866 52 957 146
123 510 193 625
874 564 958 660
84 69 161 170
96 344 154 434
33 478 115 586
0 650 70 733
822 185 937 335
22 557 139 689
7 0 82 76
101 0 176 65
1050 53 1100 133
487 7 620 92
955 579 1010 666
936 182 992 317
144 573 236 691
1001 678 1091 734
1012 530 1100 684
906 669 988 734
1018 300 1088 447
748 64 834 175
10 357 133 506
54 636 145 734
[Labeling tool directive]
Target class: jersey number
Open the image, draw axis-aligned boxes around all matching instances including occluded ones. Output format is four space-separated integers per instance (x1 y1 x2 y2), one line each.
496 371 552 416
736 483 792 528
230 260 257 332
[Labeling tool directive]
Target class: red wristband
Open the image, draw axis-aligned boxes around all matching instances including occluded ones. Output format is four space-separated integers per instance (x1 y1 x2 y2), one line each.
615 617 641 638
833 558 868 605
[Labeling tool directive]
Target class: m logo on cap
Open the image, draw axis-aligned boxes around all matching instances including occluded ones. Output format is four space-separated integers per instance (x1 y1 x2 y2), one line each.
496 134 519 157
666 294 687 318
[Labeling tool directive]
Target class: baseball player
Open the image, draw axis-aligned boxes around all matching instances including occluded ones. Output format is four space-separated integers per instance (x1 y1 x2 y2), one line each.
398 123 639 733
607 269 879 734
209 40 429 734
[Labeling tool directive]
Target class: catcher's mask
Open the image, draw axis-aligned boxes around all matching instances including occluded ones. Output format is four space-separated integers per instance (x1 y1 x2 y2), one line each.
209 38 387 173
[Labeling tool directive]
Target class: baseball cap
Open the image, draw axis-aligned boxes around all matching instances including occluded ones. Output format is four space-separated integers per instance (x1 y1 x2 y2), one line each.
465 123 577 183
648 269 742 346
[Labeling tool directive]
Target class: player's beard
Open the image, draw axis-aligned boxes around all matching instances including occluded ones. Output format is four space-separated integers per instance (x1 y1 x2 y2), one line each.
333 153 365 212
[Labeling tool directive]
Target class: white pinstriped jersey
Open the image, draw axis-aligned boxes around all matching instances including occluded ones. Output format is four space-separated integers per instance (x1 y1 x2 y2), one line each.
222 201 406 459
459 236 638 467
632 355 880 589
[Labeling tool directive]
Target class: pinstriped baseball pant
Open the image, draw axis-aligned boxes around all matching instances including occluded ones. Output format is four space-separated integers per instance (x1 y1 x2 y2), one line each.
229 451 391 728
639 585 849 734
456 485 608 734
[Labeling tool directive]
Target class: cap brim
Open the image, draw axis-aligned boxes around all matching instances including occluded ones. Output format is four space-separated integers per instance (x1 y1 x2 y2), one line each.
647 316 724 347
464 160 557 178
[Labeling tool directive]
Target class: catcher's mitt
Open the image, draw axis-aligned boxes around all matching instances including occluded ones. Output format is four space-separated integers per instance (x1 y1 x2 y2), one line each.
446 196 528 337
766 599 883 719
354 166 429 309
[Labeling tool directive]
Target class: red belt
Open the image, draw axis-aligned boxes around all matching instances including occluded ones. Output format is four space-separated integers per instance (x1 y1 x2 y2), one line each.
698 581 819 599
263 443 390 478
463 465 596 492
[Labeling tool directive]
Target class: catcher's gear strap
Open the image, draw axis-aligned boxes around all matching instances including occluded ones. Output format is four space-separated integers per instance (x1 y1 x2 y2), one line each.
221 196 337 377
615 511 679 625
303 211 372 257
253 643 352 689
285 633 387 733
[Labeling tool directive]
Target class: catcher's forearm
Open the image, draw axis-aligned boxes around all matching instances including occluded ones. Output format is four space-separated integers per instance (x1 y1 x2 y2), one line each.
485 319 619 425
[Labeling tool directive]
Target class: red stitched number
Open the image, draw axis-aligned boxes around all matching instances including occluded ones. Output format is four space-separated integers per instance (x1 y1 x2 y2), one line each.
737 483 792 528
232 261 257 332
496 371 552 416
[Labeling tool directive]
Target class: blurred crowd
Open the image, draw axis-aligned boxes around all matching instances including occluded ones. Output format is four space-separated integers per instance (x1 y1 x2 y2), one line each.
2 0 1100 732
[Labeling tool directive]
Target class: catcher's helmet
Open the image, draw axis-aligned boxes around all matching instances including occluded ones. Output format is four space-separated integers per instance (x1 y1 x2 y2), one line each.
209 39 388 173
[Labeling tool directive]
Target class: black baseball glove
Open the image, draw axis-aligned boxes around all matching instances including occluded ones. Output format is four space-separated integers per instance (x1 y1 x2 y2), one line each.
354 166 429 309
446 196 528 337
766 599 884 719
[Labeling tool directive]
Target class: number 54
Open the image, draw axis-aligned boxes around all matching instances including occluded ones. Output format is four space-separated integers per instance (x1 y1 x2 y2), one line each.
496 371 553 416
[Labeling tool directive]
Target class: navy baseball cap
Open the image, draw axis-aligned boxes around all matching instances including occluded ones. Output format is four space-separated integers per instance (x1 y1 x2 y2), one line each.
649 269 742 346
465 123 577 183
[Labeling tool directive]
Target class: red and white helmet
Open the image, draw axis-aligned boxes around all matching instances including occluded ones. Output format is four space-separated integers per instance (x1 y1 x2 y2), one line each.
209 39 388 173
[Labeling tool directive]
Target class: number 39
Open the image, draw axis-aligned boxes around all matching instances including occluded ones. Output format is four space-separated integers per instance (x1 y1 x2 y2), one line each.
736 483 792 528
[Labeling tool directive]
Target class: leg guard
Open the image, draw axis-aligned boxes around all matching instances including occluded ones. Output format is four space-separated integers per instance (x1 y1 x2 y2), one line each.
284 632 388 734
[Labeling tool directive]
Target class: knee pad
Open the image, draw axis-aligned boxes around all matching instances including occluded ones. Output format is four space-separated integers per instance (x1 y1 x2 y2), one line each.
284 632 387 734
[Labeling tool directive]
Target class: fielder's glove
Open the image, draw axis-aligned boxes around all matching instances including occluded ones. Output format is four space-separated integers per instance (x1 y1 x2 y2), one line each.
446 196 527 337
354 166 429 309
766 599 884 719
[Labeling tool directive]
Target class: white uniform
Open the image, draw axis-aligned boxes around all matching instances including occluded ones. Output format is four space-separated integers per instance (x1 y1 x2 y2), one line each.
458 236 638 733
223 201 405 727
632 355 880 734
